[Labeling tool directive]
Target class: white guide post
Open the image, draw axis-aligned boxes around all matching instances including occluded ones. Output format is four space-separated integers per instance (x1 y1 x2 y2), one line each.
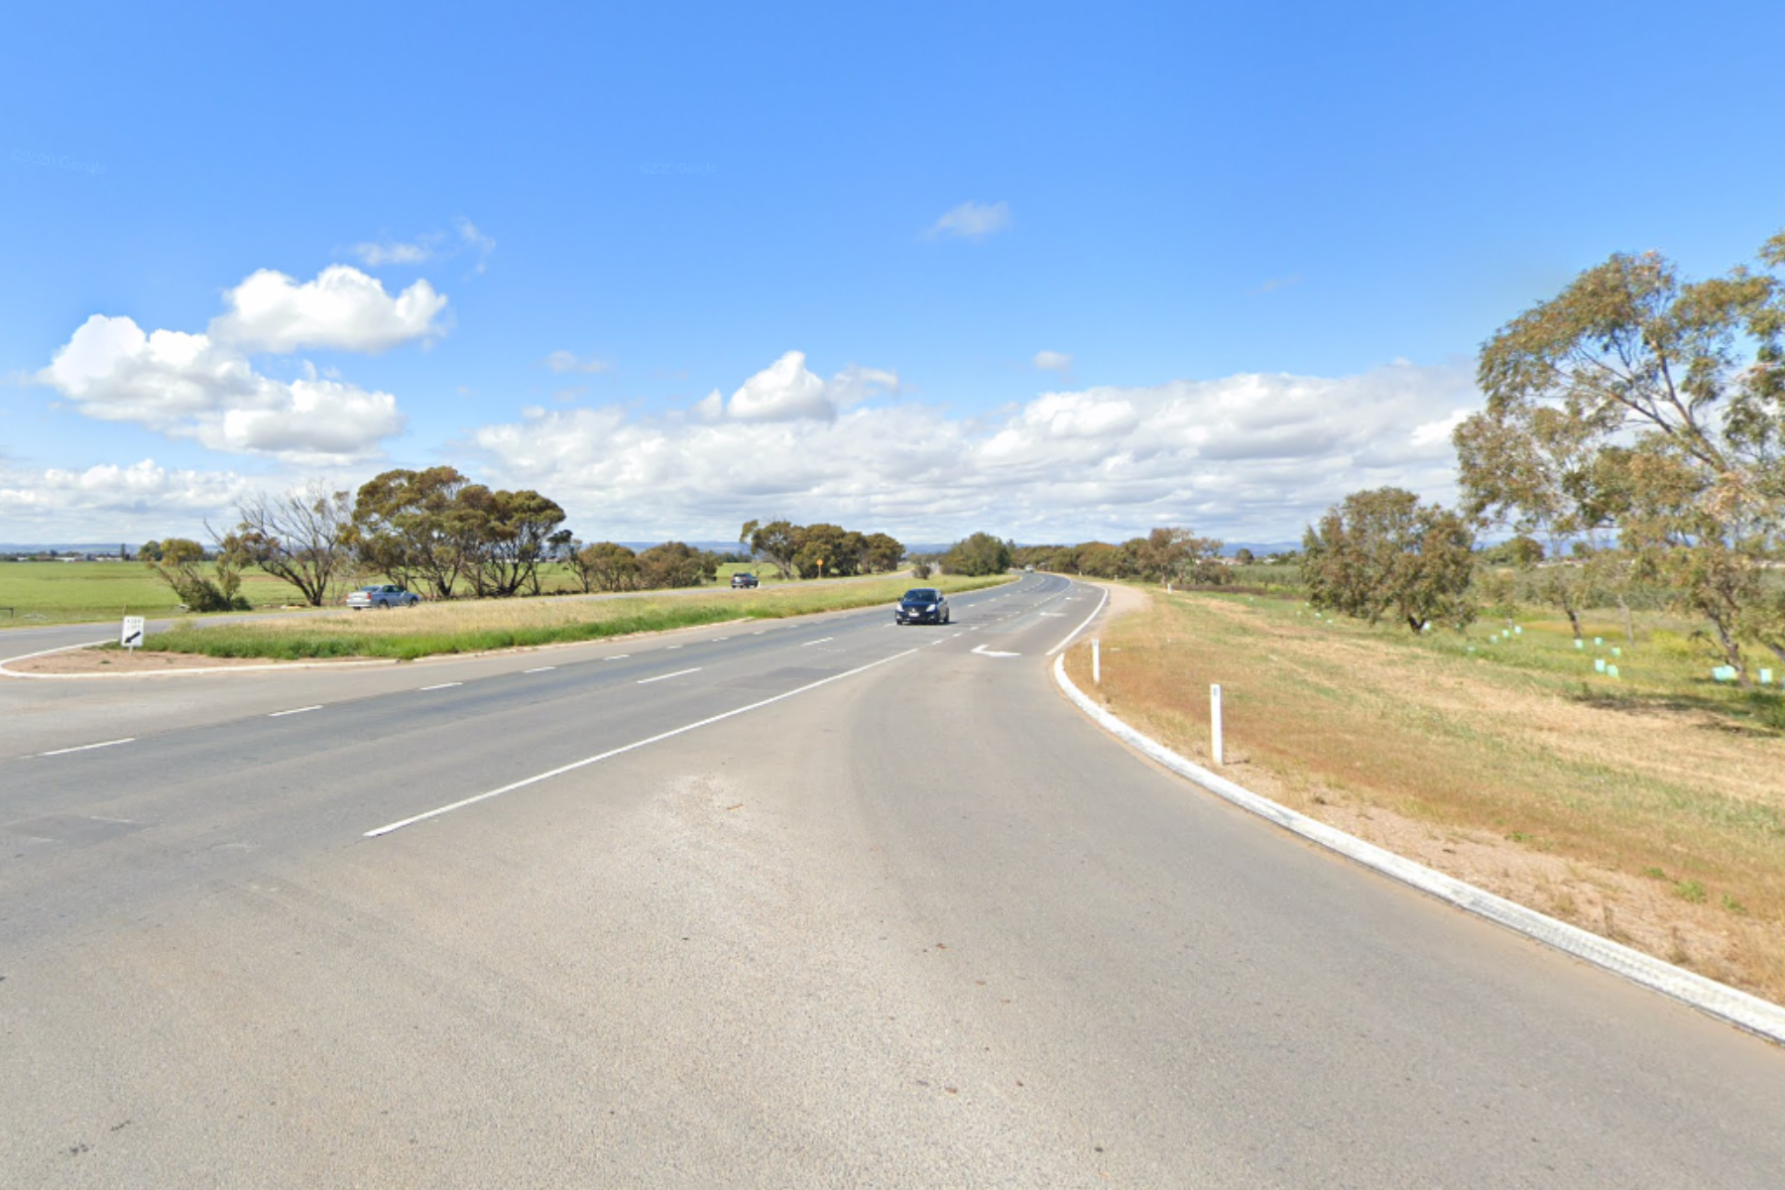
1210 683 1224 765
1092 638 1101 685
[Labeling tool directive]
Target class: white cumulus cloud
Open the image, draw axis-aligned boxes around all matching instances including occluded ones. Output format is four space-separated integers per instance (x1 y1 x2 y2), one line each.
1032 350 1073 372
718 352 900 423
33 263 439 463
37 314 406 463
210 265 447 354
464 352 1480 543
927 200 1012 241
0 458 262 540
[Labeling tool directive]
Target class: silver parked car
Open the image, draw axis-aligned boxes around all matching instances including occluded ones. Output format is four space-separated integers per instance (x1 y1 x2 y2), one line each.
347 583 421 610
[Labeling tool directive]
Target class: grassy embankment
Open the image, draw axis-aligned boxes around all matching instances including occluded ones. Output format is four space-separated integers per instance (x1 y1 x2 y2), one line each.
1064 584 1785 1004
141 572 1004 662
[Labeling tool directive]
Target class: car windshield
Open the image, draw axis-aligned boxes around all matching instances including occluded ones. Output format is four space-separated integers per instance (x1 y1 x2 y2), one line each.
903 590 939 602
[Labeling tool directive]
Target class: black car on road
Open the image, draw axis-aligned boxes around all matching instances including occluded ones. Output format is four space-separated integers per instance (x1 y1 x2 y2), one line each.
730 572 760 588
896 588 950 625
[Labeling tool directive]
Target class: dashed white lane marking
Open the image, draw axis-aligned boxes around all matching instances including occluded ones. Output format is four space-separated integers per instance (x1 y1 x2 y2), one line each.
268 705 323 717
419 682 462 691
713 637 730 642
667 644 684 649
523 666 556 674
802 637 835 647
1040 612 1067 617
40 738 135 757
605 654 630 660
638 667 702 684
364 647 921 838
752 631 766 635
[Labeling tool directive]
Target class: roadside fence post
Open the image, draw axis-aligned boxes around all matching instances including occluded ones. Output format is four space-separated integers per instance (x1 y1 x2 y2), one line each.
1210 683 1224 765
1093 638 1101 685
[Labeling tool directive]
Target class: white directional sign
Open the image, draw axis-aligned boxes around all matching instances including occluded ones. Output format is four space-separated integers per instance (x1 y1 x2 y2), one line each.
120 615 146 651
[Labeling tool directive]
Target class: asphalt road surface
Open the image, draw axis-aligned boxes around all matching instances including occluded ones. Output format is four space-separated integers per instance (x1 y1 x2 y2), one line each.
3 574 1783 1188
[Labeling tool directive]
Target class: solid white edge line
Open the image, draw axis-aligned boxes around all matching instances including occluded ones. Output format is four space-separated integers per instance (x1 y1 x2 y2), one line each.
268 705 323 717
1050 652 1785 1046
40 737 135 756
364 647 921 838
419 682 462 691
1046 582 1108 656
637 667 701 684
1 637 111 671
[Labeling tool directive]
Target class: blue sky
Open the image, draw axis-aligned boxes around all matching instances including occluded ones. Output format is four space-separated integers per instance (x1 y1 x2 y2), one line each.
3 0 1780 545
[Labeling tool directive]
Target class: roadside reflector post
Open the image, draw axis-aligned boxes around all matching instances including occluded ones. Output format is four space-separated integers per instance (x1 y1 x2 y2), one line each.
1092 638 1102 685
1210 683 1224 766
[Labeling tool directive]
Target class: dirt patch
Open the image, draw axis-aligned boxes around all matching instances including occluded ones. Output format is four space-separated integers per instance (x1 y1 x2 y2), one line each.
4 648 373 676
1092 580 1151 625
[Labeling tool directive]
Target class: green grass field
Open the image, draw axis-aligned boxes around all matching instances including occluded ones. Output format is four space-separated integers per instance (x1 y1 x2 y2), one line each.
141 572 1008 661
0 561 299 625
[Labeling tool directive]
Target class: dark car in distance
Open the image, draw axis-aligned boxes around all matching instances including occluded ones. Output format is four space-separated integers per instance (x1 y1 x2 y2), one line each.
730 572 760 588
896 587 950 625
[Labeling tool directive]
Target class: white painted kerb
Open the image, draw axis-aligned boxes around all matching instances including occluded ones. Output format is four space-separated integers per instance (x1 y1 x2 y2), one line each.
1053 652 1785 1046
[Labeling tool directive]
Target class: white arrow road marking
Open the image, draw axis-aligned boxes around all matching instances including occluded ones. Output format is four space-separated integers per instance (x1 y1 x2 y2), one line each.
971 644 1020 658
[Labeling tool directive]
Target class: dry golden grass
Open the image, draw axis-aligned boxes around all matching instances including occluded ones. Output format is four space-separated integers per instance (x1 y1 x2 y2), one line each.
1065 585 1785 1004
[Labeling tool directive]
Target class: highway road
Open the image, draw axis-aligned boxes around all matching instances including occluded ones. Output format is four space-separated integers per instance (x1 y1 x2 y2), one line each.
3 573 1783 1187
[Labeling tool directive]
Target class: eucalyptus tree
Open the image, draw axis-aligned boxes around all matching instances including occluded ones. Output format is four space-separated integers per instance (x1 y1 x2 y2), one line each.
1457 231 1785 676
233 482 355 606
1301 487 1476 632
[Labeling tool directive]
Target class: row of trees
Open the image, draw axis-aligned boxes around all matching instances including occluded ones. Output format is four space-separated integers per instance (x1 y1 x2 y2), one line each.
562 540 718 593
142 467 727 609
144 472 923 609
1012 528 1228 584
738 520 905 579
